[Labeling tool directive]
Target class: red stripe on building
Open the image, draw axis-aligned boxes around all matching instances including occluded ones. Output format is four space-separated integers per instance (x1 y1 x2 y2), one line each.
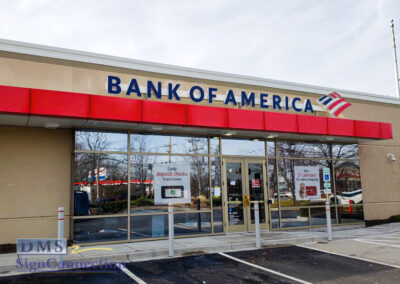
333 102 352 116
0 85 393 140
328 98 346 110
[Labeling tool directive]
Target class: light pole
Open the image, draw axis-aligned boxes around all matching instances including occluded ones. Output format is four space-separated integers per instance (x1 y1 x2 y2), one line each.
390 19 400 98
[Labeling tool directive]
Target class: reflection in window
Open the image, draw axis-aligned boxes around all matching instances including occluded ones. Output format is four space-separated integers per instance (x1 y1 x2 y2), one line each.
267 141 275 156
211 157 223 232
332 144 359 160
276 142 331 158
130 155 210 213
277 159 332 207
130 134 208 155
130 213 212 239
130 215 168 239
221 138 265 156
74 217 127 243
74 154 128 216
210 137 220 155
75 130 127 152
271 209 279 229
310 207 336 226
334 160 362 205
337 205 364 224
174 213 212 236
268 158 278 208
280 208 309 228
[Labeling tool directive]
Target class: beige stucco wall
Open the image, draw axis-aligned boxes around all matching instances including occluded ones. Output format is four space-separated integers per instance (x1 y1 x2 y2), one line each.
342 101 400 220
0 51 327 113
0 126 71 244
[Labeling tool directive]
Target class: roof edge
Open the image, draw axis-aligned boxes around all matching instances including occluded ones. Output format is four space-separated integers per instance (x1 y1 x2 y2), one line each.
0 38 399 105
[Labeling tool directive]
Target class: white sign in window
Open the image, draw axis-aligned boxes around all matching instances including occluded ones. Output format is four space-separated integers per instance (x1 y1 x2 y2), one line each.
294 166 321 201
153 163 191 204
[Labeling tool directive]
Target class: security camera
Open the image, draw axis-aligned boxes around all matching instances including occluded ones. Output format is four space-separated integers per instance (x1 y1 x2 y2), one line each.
387 154 396 162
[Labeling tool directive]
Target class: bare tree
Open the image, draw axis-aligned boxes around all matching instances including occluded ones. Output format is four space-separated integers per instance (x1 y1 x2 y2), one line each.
130 135 157 198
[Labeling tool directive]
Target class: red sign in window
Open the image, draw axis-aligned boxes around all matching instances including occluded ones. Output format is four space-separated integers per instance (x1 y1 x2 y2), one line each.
306 186 317 196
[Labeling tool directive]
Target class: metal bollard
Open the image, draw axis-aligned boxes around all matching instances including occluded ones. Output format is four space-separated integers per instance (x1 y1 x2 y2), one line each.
325 199 333 241
57 207 64 264
254 201 261 248
168 203 174 257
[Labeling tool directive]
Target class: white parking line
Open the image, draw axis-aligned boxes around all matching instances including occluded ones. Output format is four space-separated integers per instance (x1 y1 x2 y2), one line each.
382 236 400 239
357 239 400 243
353 239 400 248
297 244 400 269
218 252 312 284
119 266 147 284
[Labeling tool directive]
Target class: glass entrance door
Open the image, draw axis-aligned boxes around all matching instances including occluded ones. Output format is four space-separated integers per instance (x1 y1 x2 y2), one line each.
223 158 268 232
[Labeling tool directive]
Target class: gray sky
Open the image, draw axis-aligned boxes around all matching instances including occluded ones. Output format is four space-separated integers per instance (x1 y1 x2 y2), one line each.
1 0 399 97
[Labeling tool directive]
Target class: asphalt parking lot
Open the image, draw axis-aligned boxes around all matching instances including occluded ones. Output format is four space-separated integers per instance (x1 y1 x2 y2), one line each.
1 245 399 284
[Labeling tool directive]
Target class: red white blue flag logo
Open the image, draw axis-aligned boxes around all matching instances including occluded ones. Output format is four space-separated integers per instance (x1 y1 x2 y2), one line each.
317 92 351 117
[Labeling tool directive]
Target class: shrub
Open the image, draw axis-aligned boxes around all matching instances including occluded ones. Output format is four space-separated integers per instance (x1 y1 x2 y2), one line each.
97 200 127 214
132 197 154 207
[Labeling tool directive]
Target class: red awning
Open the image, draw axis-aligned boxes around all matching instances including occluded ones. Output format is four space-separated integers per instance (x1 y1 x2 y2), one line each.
0 85 393 140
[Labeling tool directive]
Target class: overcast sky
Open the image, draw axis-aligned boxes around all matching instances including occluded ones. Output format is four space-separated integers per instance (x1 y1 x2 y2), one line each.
0 0 399 97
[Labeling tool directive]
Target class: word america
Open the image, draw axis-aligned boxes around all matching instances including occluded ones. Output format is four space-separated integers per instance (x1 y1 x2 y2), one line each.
107 75 315 113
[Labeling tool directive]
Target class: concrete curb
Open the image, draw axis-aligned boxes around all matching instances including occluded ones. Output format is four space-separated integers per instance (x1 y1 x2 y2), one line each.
2 223 398 276
0 235 324 275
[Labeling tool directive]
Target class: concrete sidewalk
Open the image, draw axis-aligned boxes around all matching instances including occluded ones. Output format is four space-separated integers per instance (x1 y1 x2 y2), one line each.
1 223 399 276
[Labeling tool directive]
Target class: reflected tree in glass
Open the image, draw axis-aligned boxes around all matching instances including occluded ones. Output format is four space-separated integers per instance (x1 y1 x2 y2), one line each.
276 142 330 158
182 155 209 209
76 130 127 152
75 153 128 215
74 131 128 215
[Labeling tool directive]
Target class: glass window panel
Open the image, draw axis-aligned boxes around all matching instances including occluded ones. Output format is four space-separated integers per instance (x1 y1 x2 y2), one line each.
211 157 223 233
130 154 165 214
73 217 127 243
130 155 210 213
210 137 220 155
130 134 208 154
74 153 128 216
228 203 244 226
278 159 332 207
276 141 331 158
267 141 275 157
267 158 278 208
248 162 266 224
221 138 265 156
248 162 264 202
75 130 127 152
334 160 362 205
270 209 279 229
226 162 243 202
213 208 223 233
173 156 210 210
130 215 168 239
332 144 359 160
250 202 266 224
174 212 212 236
310 207 336 226
280 208 309 228
226 162 245 226
337 205 364 224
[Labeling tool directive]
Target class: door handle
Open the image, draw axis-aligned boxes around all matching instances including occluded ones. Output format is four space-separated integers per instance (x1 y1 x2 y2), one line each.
243 195 250 208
